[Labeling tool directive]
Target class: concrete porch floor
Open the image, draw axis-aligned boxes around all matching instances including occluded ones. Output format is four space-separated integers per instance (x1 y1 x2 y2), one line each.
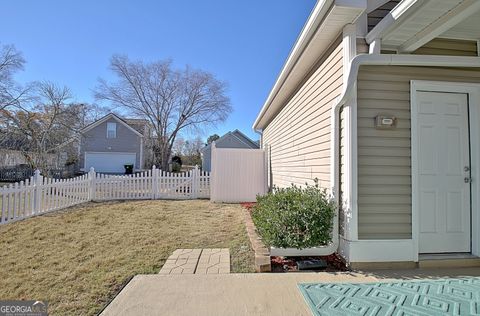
101 267 480 316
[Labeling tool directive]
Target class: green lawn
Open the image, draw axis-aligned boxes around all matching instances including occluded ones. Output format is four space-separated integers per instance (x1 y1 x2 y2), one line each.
0 200 254 315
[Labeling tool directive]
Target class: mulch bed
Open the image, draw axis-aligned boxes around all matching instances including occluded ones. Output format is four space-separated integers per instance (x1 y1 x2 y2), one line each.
240 202 255 211
271 253 348 272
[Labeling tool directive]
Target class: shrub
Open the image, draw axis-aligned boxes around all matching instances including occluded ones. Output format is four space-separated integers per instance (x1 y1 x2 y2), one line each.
171 162 181 172
251 180 336 249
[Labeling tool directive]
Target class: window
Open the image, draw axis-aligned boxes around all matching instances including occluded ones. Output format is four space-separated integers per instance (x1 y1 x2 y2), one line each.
107 122 117 138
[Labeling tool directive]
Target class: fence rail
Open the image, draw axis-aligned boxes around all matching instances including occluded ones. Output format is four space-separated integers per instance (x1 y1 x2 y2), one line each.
0 166 210 225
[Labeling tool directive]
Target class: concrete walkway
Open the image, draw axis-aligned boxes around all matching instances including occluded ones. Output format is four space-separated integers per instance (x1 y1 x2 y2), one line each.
158 249 230 275
101 267 480 316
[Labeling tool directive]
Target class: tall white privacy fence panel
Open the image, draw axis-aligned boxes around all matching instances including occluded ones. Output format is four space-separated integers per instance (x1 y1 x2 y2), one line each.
210 143 267 203
0 166 210 225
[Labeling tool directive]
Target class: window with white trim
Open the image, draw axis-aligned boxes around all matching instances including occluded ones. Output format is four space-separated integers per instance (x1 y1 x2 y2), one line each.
107 122 117 138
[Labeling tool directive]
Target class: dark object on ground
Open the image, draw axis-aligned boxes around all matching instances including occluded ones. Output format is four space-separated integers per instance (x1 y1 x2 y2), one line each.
171 156 183 172
171 156 182 166
297 259 327 270
124 164 133 175
271 254 348 272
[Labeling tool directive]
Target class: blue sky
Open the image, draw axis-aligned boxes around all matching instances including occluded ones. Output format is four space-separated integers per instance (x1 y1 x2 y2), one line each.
0 0 315 141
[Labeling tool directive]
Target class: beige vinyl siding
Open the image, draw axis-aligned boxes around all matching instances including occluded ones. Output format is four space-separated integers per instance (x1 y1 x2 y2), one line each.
412 38 478 56
357 65 480 240
262 37 343 189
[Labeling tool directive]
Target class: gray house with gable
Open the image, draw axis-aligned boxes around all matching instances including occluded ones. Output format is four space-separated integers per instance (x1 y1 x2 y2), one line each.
200 130 259 172
79 113 150 173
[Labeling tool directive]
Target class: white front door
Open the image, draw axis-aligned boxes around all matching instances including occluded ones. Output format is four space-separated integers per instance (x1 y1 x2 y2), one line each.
415 91 471 253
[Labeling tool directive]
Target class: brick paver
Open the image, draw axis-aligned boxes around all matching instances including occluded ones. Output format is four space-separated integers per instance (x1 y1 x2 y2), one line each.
158 249 202 275
196 248 230 274
159 248 230 275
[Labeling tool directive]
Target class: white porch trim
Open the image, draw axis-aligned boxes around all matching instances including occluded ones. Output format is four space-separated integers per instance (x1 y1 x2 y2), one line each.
410 80 480 258
333 54 480 263
340 237 415 262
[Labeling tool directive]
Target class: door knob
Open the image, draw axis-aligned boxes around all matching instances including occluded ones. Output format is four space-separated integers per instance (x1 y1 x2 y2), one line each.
465 177 472 183
464 166 470 172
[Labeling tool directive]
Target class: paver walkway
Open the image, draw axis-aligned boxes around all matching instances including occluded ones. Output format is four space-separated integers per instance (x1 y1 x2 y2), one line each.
158 248 230 275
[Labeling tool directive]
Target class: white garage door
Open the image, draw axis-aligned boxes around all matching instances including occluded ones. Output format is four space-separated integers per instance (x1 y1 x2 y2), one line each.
85 152 136 173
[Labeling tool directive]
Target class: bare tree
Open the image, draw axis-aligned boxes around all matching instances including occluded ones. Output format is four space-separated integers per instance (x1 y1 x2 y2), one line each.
0 44 29 110
172 136 204 166
95 55 232 170
172 137 187 156
0 82 85 171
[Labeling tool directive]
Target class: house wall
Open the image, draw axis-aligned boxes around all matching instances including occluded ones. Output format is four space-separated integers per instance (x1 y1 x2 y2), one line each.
356 65 480 240
262 36 343 189
79 118 143 170
412 38 478 56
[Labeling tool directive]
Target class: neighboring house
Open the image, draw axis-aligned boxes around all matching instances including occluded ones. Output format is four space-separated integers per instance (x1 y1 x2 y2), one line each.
200 130 259 172
253 0 480 268
79 113 150 173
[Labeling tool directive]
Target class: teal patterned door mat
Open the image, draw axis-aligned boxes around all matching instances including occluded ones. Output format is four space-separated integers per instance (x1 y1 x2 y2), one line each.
298 278 480 315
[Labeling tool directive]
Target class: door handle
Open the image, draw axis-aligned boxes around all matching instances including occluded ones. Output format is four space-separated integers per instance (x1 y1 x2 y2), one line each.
465 177 472 183
464 166 470 172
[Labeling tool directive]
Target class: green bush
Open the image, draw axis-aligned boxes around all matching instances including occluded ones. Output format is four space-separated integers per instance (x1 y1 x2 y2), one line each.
171 162 181 172
251 180 336 249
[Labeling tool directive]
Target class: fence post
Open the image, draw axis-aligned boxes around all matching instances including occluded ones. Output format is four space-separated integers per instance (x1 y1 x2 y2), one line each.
88 167 96 201
151 165 157 200
192 165 199 199
210 141 216 202
33 169 42 214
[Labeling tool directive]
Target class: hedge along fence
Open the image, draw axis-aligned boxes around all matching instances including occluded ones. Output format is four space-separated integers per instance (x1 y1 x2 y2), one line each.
0 166 210 225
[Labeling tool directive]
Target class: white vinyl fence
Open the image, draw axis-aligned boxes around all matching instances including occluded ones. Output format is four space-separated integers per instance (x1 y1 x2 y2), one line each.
0 166 210 225
210 143 267 203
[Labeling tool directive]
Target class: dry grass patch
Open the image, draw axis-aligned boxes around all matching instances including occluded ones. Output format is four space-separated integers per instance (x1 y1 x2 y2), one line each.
0 200 254 315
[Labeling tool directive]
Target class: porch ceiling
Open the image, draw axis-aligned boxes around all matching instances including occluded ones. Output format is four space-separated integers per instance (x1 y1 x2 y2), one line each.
441 10 480 40
367 0 480 52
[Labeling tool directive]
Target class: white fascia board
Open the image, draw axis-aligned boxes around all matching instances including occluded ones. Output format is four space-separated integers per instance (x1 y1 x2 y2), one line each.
253 0 366 131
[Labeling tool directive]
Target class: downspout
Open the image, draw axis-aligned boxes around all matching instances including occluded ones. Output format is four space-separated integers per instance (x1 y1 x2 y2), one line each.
331 53 480 253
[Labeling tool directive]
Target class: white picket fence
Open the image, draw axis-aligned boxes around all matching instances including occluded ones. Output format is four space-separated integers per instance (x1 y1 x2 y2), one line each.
0 166 210 225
